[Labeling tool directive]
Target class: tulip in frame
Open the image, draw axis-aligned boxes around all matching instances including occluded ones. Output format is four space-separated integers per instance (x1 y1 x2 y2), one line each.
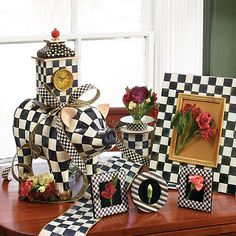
169 94 225 167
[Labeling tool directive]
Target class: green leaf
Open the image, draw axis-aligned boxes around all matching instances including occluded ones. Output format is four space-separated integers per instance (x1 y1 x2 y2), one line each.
112 174 119 187
171 112 180 127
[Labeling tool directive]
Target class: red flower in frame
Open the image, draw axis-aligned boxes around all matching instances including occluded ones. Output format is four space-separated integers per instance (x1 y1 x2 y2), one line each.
101 181 117 200
196 112 212 130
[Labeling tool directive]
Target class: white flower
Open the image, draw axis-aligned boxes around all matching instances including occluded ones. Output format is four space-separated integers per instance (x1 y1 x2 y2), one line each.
38 186 46 193
128 101 137 109
146 98 151 103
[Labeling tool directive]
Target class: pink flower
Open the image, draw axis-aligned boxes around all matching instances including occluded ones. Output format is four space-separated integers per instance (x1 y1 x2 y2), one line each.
188 175 204 191
19 181 32 197
130 86 149 104
101 181 117 199
182 104 200 118
196 112 212 130
200 127 213 141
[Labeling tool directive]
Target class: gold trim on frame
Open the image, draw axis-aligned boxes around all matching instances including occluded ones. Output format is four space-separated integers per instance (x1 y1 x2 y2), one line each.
169 93 225 168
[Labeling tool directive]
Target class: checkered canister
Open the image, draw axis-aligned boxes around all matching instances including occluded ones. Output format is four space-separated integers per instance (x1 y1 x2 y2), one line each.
122 127 153 158
34 57 78 104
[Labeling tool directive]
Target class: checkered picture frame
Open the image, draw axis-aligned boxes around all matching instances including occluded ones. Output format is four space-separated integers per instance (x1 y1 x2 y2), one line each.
35 57 78 104
178 166 213 212
150 73 236 195
91 170 129 219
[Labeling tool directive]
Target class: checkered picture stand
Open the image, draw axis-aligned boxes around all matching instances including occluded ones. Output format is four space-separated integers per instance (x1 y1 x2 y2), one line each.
178 166 213 212
91 170 129 218
149 73 236 195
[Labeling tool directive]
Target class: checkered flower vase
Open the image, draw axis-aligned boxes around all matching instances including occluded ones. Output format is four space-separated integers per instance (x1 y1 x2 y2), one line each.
121 123 154 159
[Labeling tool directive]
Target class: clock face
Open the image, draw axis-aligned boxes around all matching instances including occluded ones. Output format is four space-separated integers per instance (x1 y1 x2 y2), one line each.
53 69 73 91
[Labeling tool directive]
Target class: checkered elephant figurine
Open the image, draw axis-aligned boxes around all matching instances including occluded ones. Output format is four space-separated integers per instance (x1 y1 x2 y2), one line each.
13 99 117 200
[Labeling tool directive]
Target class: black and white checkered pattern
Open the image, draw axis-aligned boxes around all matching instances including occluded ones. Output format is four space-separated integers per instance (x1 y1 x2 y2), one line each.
1 166 12 180
91 170 129 218
116 141 150 166
131 171 168 213
97 155 143 189
126 122 148 131
13 100 112 196
150 73 236 195
35 57 78 105
56 115 86 175
39 197 99 236
178 166 213 212
122 128 153 158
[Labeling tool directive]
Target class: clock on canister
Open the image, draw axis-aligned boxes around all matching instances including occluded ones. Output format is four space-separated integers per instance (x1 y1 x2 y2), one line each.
32 28 78 105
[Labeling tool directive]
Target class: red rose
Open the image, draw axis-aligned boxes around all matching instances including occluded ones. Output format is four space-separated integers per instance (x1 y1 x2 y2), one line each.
149 107 159 118
152 92 158 102
130 86 149 104
196 112 212 130
101 181 117 199
19 181 32 197
200 127 213 141
122 89 131 105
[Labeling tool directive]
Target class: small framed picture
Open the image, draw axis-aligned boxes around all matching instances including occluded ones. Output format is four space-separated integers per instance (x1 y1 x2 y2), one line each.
178 166 213 212
91 170 128 218
131 171 168 213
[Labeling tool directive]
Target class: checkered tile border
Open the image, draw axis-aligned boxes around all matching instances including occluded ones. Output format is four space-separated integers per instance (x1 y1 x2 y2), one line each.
178 166 213 212
149 73 236 195
91 170 129 218
35 57 78 104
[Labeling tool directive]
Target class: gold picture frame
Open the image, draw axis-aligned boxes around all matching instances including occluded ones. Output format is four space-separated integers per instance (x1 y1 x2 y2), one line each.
169 93 225 167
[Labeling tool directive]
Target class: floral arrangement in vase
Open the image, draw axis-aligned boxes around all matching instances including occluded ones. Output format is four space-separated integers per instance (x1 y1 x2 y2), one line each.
19 173 58 202
172 103 214 155
122 86 158 120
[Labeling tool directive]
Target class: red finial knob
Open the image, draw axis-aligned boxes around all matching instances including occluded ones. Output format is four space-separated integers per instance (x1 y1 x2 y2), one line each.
51 28 60 40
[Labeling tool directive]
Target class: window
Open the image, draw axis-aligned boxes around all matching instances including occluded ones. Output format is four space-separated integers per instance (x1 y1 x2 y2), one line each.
0 1 155 159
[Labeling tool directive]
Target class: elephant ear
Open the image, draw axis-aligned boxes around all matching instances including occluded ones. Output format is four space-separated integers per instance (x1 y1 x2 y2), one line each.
97 104 110 118
61 107 77 128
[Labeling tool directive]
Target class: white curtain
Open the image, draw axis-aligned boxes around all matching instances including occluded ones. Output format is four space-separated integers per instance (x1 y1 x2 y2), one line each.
153 0 204 90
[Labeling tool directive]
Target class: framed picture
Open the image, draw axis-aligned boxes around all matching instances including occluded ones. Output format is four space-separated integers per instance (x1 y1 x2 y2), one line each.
178 166 213 212
150 73 236 195
130 171 168 213
169 93 225 167
91 170 128 218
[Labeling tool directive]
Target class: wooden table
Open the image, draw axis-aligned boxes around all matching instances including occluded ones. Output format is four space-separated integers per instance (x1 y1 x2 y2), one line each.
1 180 236 236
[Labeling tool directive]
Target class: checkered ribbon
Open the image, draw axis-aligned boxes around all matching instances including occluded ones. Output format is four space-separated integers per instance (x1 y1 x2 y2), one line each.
1 166 12 180
56 115 86 175
39 156 142 236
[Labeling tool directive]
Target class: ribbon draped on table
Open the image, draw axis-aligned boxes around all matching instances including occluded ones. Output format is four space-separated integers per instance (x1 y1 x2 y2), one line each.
39 156 143 236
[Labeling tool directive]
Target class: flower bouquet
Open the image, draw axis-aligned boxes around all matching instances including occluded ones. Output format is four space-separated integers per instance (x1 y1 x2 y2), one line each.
172 103 214 155
19 173 59 203
122 86 158 121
